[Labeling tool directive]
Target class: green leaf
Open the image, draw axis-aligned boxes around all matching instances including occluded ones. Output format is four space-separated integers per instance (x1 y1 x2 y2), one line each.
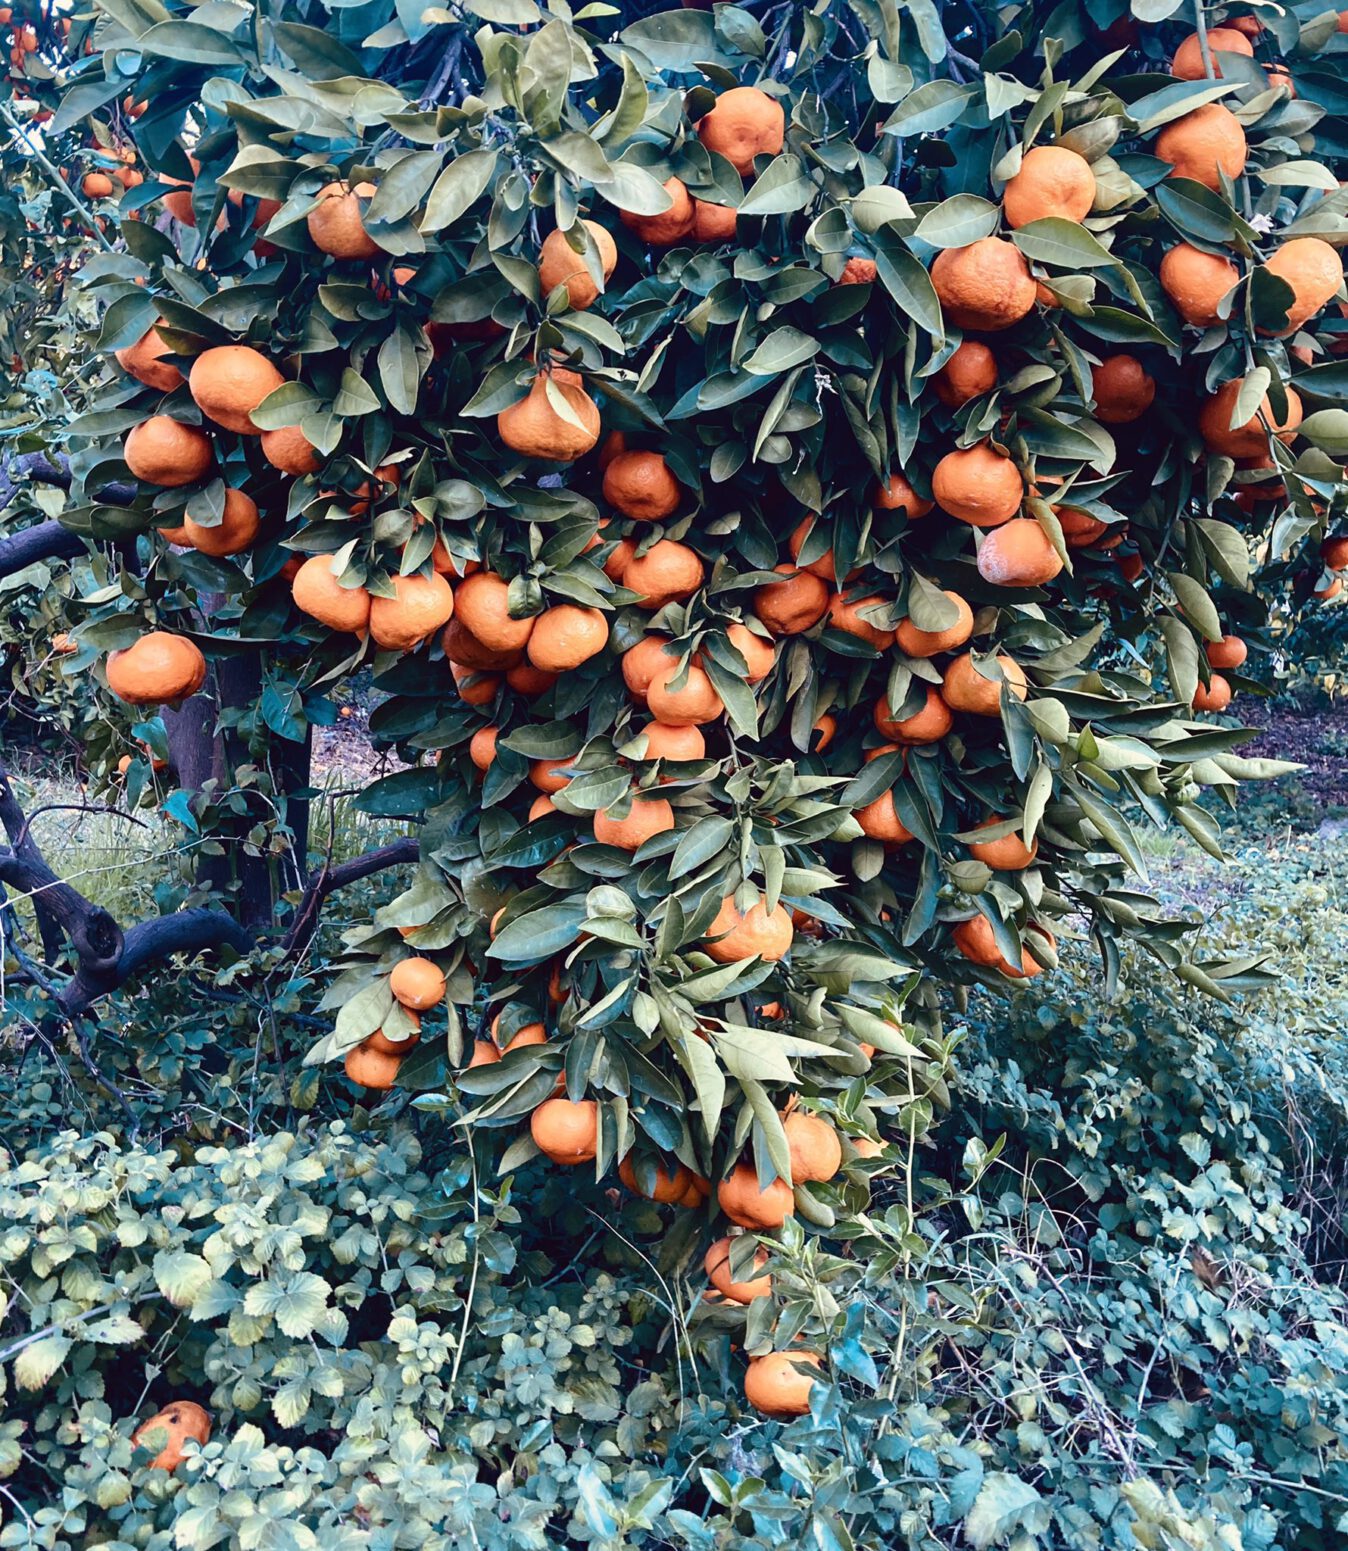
915 195 1000 250
488 902 587 964
137 19 243 65
883 81 977 137
738 156 815 218
743 327 818 375
422 149 498 234
873 232 945 338
152 1250 213 1309
1299 409 1348 455
965 1473 1050 1548
1011 218 1119 270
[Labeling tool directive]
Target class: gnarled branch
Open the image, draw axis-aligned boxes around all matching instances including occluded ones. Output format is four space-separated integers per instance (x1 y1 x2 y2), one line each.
282 837 420 959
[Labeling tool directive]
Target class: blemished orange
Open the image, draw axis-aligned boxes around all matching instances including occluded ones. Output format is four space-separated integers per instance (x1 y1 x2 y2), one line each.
826 592 895 650
593 794 675 850
1193 674 1233 712
369 571 455 651
291 555 372 635
932 443 1023 527
622 634 676 698
874 686 953 744
1160 243 1239 328
744 1351 823 1419
1092 355 1156 423
856 789 914 845
162 488 260 558
691 199 739 242
619 1153 693 1203
930 237 1036 331
1198 379 1302 459
497 369 601 462
344 1041 402 1090
704 896 794 962
1262 238 1343 335
895 591 973 657
788 515 838 579
454 572 536 653
620 176 695 245
784 1112 843 1183
635 720 706 762
389 956 446 1009
261 425 321 475
933 341 997 407
623 540 705 608
725 622 775 682
977 518 1064 588
527 605 609 670
1155 103 1247 190
646 661 724 725
717 1161 795 1228
307 181 380 260
1002 144 1096 228
1206 634 1248 669
839 256 878 284
115 322 184 392
106 632 207 706
696 86 786 175
874 471 933 517
132 1401 211 1472
705 1237 771 1304
124 417 213 487
530 1097 599 1164
1171 27 1254 78
537 219 617 309
603 450 681 521
468 726 498 771
752 564 829 634
188 345 285 435
968 819 1039 870
942 651 1029 714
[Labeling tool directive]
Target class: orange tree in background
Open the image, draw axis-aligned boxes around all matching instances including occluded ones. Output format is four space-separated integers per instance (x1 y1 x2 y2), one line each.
1 0 1347 1412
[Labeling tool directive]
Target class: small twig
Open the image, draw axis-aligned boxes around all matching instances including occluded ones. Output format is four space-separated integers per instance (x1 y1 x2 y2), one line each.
0 103 117 252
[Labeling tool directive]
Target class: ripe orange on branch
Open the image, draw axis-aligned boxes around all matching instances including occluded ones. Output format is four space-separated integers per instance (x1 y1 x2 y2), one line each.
538 219 617 309
497 369 601 462
307 180 380 259
106 632 207 707
115 322 184 392
704 896 793 962
124 417 213 487
1001 144 1095 228
695 86 785 175
189 345 285 435
930 237 1036 331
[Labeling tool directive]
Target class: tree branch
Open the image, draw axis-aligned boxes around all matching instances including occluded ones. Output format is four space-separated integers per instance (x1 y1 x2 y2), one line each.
60 909 254 1014
282 837 420 959
0 518 85 578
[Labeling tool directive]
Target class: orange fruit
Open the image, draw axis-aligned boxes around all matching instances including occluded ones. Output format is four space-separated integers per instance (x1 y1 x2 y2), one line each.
442 618 521 670
307 181 380 260
752 564 829 634
784 1112 842 1183
1159 243 1239 328
1055 507 1109 549
1171 27 1254 78
621 176 696 245
527 605 609 670
811 713 836 752
106 632 207 706
345 1041 402 1090
1192 674 1232 712
163 488 260 558
704 896 793 962
188 345 285 436
528 793 557 820
468 1039 501 1068
744 1351 823 1419
826 592 895 650
603 450 681 521
455 572 536 653
1092 355 1156 423
691 198 739 242
856 789 913 844
1320 535 1348 569
1198 379 1302 459
132 1401 211 1471
261 425 321 475
1262 238 1343 335
874 471 933 518
696 86 786 175
114 322 184 393
503 1021 547 1053
933 341 997 407
895 591 973 657
647 661 724 725
497 369 601 462
507 661 557 696
725 622 775 682
530 1097 599 1164
1002 144 1096 228
530 756 575 793
366 1015 421 1056
594 793 675 850
952 914 1049 977
839 256 878 284
1314 575 1342 601
469 726 498 771
537 219 617 309
787 515 839 579
623 540 705 608
930 237 1036 331
932 443 1023 527
622 634 676 699
291 555 372 635
874 686 953 744
705 1237 771 1303
124 417 213 487
389 956 446 1009
1206 634 1247 669
977 518 1064 588
619 1153 693 1203
717 1161 795 1228
968 819 1038 870
942 652 1029 715
369 572 455 651
1155 104 1247 190
82 171 114 198
634 720 706 762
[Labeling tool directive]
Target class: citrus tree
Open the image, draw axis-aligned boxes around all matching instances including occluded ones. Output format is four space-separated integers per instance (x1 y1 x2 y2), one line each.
2 0 1347 1419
